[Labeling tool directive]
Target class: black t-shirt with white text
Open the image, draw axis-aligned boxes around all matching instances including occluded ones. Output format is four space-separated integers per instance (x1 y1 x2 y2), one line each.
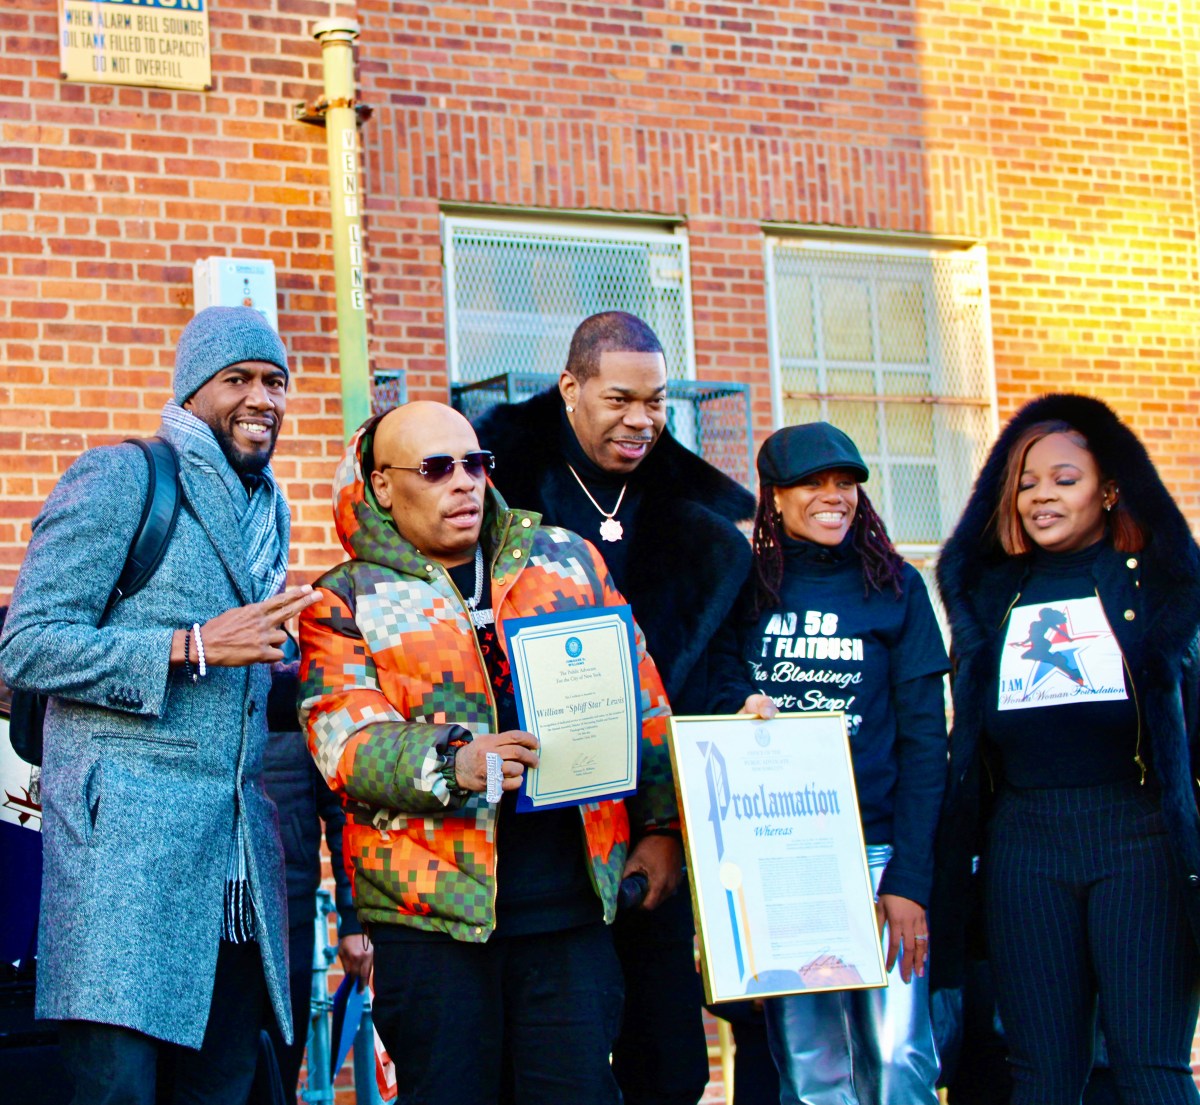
743 536 949 845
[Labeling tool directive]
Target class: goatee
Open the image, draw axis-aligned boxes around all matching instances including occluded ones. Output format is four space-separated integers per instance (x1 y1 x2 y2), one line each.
213 423 276 479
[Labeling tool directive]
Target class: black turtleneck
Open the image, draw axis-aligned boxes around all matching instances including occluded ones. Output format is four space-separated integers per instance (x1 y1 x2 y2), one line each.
556 409 643 588
984 539 1141 789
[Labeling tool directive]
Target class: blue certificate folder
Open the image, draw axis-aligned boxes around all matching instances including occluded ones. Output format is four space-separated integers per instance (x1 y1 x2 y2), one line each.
506 604 642 812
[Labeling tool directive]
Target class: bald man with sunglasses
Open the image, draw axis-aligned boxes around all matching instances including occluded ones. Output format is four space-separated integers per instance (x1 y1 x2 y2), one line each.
298 402 679 1105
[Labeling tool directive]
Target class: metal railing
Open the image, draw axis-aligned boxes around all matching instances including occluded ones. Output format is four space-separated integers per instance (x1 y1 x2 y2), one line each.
301 890 383 1105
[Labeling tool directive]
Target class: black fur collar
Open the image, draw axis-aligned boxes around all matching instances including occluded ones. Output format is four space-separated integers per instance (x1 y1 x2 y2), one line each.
474 387 756 702
938 392 1200 668
474 387 755 525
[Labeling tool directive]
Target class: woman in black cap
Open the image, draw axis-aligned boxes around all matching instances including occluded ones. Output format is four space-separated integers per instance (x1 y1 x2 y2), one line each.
716 422 949 1104
936 394 1200 1104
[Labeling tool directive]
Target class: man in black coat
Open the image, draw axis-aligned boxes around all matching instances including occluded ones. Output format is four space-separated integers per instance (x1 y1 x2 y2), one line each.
258 659 373 1104
474 310 756 1105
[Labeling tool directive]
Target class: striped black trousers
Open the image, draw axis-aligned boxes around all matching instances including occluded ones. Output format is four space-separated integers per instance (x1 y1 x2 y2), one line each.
984 780 1200 1105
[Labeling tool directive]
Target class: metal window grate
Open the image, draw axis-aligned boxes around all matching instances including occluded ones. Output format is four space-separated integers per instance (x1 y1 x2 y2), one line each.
765 240 997 549
452 373 754 488
442 217 696 384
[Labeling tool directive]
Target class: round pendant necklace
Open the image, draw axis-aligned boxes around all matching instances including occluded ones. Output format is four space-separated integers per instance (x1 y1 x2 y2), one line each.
566 464 627 542
466 544 494 628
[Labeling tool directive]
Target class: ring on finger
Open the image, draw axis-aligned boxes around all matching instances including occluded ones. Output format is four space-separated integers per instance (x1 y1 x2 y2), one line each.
485 752 503 804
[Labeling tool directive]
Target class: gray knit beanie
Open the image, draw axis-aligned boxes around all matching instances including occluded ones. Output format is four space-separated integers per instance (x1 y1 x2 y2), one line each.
174 305 290 403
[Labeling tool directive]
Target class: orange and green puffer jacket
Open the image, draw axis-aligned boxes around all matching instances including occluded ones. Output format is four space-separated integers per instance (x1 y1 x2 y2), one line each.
298 421 677 941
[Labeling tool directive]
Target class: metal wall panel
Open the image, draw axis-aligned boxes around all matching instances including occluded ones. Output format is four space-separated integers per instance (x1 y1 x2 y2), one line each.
442 217 696 384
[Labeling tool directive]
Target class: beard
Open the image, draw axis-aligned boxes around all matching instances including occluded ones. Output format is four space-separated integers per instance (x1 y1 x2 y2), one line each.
212 422 277 479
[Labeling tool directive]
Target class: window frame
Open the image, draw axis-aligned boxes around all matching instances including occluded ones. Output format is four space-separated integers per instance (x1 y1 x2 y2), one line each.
441 213 698 386
763 234 999 555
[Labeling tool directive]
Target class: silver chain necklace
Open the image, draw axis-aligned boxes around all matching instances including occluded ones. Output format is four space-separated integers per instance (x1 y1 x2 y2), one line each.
566 464 627 542
465 544 494 628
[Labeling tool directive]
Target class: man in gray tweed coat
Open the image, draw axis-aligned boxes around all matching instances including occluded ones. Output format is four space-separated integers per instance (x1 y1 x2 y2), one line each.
0 306 321 1105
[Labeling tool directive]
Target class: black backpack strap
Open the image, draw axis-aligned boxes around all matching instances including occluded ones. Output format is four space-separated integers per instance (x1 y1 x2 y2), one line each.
9 440 181 767
8 688 46 767
109 437 182 607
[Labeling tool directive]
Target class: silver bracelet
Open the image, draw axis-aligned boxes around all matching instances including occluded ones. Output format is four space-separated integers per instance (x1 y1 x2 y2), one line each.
192 622 207 679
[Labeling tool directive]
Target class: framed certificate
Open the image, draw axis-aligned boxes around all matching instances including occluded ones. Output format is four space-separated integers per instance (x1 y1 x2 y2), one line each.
506 605 642 812
667 713 886 1003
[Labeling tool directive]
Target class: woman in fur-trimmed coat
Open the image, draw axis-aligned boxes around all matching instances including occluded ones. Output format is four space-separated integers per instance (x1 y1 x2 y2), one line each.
935 392 1200 1105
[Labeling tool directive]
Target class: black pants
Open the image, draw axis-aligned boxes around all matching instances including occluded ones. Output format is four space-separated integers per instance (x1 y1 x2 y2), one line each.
59 940 268 1105
985 781 1200 1105
611 890 710 1105
371 922 623 1105
262 920 315 1103
714 1001 779 1105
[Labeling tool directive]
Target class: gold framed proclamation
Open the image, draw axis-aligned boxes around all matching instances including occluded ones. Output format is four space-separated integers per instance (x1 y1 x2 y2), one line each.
667 713 887 1003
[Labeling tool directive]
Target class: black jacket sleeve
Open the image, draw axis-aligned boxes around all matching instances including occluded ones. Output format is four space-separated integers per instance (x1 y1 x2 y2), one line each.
703 587 759 715
315 765 361 939
877 671 949 906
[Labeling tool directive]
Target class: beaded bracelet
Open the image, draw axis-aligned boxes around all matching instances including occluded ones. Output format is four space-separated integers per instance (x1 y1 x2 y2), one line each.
192 622 207 679
184 626 197 684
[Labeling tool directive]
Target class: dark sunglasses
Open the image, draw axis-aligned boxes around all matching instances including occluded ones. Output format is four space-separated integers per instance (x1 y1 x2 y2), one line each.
378 450 495 483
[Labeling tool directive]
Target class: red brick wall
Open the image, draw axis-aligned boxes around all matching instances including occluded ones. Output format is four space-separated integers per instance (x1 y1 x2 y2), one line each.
4 0 1200 1091
916 0 1200 507
0 0 355 595
352 0 1200 515
3 1 1198 592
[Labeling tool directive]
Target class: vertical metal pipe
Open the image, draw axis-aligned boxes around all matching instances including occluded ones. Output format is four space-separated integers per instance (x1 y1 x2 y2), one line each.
301 890 337 1105
312 18 371 441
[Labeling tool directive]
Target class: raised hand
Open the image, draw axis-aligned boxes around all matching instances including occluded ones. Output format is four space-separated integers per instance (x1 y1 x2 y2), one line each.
175 586 323 668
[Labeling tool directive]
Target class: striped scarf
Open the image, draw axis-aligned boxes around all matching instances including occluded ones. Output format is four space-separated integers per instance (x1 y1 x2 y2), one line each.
160 400 290 942
222 817 256 944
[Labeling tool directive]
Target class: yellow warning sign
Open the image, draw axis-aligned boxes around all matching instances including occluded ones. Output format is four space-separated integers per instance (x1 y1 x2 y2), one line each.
59 0 211 92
